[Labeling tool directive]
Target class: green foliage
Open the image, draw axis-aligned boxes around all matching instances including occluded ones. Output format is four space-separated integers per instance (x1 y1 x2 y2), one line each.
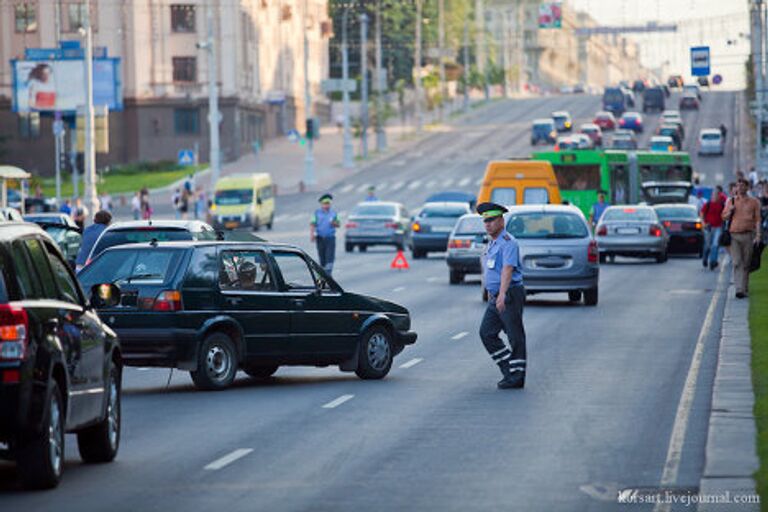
752 251 768 509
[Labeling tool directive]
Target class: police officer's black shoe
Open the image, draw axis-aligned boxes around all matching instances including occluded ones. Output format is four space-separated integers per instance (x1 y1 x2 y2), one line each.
498 373 525 389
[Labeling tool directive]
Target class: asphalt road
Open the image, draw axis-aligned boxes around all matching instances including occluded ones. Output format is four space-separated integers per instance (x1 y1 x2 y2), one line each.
0 90 739 511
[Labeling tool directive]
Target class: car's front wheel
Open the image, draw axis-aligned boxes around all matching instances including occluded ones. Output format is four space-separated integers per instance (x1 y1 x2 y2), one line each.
345 242 354 253
191 332 238 390
568 291 582 302
355 327 394 380
656 252 668 264
449 269 463 284
243 364 279 379
584 288 599 306
16 382 64 489
77 362 121 463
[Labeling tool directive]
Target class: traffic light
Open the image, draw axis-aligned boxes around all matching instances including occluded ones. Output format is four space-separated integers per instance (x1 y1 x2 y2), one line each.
305 118 315 140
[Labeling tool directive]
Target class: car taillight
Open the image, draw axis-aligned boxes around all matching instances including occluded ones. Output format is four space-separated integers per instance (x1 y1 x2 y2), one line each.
412 222 421 232
596 225 607 236
153 290 183 312
663 221 671 228
587 240 599 263
695 222 702 230
345 222 359 229
619 119 625 125
0 304 29 363
385 222 399 229
649 224 663 237
449 239 471 249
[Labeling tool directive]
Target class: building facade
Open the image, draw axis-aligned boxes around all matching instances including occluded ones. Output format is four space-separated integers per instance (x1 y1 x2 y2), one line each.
0 0 331 176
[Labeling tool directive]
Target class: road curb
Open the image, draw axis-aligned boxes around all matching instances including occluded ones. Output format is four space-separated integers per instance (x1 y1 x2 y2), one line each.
699 281 760 511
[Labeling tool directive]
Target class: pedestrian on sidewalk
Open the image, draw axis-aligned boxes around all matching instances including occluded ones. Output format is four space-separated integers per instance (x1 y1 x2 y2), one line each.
59 198 72 216
477 202 526 390
310 193 340 275
722 178 762 299
131 192 141 220
179 188 190 220
702 185 726 270
195 188 206 220
73 198 88 230
172 189 182 219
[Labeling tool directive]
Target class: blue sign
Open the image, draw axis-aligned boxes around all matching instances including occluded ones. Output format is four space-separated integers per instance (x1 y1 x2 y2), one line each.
712 74 723 85
177 149 195 166
691 46 710 77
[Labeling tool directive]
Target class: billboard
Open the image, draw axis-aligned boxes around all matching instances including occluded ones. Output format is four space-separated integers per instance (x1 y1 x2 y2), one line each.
11 58 122 113
538 2 562 29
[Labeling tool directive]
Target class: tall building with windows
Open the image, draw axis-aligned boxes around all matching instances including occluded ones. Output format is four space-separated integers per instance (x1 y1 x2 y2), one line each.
0 0 331 175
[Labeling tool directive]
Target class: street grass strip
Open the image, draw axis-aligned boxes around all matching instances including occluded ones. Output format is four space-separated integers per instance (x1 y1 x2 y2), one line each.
750 251 768 509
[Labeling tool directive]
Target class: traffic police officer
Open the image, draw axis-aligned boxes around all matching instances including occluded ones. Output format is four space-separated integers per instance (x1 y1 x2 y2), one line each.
310 193 341 274
477 202 527 389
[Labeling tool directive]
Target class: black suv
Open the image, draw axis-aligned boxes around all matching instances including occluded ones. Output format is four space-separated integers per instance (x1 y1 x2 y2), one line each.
0 223 121 489
77 241 417 390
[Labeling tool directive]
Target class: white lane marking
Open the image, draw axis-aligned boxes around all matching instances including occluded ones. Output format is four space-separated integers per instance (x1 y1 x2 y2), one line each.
204 449 254 471
475 177 484 186
393 286 406 292
451 331 469 340
322 394 355 409
426 180 438 188
390 181 405 191
340 184 355 193
399 358 423 369
652 265 727 512
427 276 440 283
407 180 422 190
357 183 371 193
458 177 471 187
376 182 388 191
443 178 455 187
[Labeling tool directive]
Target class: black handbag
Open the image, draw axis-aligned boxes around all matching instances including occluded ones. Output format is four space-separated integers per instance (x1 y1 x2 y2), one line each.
720 198 733 247
750 240 765 273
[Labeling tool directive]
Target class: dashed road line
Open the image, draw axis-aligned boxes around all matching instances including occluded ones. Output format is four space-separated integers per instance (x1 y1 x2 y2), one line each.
451 331 469 340
390 181 405 191
458 177 471 187
393 286 406 292
357 183 371 193
408 180 422 190
399 358 423 369
426 180 438 188
204 449 254 471
340 184 355 193
426 276 441 283
443 178 455 187
322 394 355 409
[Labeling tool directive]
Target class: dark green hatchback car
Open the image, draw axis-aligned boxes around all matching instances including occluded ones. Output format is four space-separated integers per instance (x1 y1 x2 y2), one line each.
77 241 417 390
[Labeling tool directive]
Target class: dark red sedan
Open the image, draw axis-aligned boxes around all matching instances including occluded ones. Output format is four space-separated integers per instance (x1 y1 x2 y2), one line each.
593 111 616 131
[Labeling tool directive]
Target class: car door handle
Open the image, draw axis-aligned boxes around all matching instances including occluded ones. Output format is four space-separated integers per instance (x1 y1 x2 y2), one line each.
226 297 242 305
292 298 306 308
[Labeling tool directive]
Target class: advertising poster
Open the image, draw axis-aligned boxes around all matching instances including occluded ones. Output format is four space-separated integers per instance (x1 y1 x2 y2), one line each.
538 2 562 29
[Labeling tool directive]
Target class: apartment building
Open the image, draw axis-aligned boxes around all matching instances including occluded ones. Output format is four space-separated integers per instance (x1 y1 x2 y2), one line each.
0 0 331 175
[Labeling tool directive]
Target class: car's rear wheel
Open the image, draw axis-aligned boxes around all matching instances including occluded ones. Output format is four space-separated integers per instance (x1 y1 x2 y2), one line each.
191 332 238 390
568 291 582 302
599 253 608 264
345 242 353 253
449 269 463 284
355 326 394 380
17 382 64 489
243 364 279 379
412 248 425 259
584 288 599 306
266 214 274 230
359 245 368 252
656 252 668 263
77 362 121 463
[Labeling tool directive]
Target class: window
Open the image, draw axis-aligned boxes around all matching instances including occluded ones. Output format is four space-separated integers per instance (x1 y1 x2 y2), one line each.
10 242 40 299
174 108 199 135
506 213 588 239
45 244 81 304
272 252 316 290
490 188 517 206
523 187 549 204
258 186 273 201
24 239 57 298
15 3 37 32
350 204 396 217
171 4 196 32
18 112 40 138
219 251 275 291
78 249 183 292
455 216 484 235
172 57 197 82
65 2 96 32
553 165 601 191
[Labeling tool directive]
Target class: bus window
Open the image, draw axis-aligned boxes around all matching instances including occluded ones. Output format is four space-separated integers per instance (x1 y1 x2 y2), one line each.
639 165 692 183
553 165 601 191
610 165 629 204
523 188 549 204
491 188 517 205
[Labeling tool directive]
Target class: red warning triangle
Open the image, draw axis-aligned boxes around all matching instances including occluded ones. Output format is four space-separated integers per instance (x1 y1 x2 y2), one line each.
391 250 410 270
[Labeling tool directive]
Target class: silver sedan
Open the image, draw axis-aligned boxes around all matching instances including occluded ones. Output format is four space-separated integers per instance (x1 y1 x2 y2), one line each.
595 205 669 263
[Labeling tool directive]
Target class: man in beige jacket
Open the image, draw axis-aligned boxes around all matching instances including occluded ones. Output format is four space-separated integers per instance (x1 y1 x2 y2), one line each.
723 178 762 298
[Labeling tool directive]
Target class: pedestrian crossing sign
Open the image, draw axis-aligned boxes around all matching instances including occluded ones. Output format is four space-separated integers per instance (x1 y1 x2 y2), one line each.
178 149 195 166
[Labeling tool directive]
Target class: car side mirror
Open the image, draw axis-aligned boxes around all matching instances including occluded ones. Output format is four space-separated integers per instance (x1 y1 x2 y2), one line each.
90 283 121 308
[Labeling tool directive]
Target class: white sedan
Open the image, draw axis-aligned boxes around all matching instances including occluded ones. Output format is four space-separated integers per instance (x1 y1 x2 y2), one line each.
698 129 724 156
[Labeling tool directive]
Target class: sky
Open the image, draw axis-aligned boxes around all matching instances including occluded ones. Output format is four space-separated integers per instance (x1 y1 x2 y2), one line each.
567 0 751 89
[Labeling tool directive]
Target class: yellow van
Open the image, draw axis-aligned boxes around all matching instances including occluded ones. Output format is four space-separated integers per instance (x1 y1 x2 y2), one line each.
477 160 561 206
211 173 275 230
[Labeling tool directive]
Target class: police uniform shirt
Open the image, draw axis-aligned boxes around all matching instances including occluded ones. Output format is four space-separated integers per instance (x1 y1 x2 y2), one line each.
483 232 523 294
312 208 339 238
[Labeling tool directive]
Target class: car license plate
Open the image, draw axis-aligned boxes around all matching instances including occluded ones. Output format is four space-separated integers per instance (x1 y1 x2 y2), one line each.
225 221 239 229
668 222 681 230
433 226 453 233
617 227 639 235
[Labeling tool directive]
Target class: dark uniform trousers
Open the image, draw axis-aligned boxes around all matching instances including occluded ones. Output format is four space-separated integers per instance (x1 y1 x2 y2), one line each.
316 236 336 273
480 284 526 375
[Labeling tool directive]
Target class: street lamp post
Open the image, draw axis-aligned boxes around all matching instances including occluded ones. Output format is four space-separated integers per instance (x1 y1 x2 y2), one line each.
374 0 387 151
438 0 446 120
198 8 221 190
341 7 355 169
82 0 98 218
303 0 315 185
414 0 423 132
360 13 369 159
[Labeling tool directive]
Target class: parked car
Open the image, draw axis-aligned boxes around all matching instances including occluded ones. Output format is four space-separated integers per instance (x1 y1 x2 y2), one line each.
23 213 82 267
446 213 486 284
551 111 573 132
642 87 666 112
0 222 121 489
595 205 668 263
618 112 644 133
77 240 417 390
698 128 725 156
531 119 557 145
408 202 470 259
653 204 704 256
579 123 603 147
650 135 676 152
83 220 217 270
345 201 410 252
679 92 700 110
593 111 617 131
504 205 599 305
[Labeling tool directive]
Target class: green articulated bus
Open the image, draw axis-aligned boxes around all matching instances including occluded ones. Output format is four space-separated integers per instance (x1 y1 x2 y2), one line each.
531 149 693 217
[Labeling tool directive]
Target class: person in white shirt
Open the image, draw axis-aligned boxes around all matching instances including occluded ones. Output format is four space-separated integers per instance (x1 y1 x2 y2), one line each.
131 192 142 220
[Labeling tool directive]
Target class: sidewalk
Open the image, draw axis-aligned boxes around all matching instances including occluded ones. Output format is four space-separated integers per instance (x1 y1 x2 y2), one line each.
699 279 760 511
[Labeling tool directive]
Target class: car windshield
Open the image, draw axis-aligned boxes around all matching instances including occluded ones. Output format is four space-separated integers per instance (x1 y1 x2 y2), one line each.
24 215 64 225
553 115 568 123
506 212 588 239
215 188 253 206
602 208 655 222
91 228 195 259
454 216 484 235
702 133 721 140
351 204 397 216
644 186 690 200
420 206 468 218
655 206 698 220
78 249 184 290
